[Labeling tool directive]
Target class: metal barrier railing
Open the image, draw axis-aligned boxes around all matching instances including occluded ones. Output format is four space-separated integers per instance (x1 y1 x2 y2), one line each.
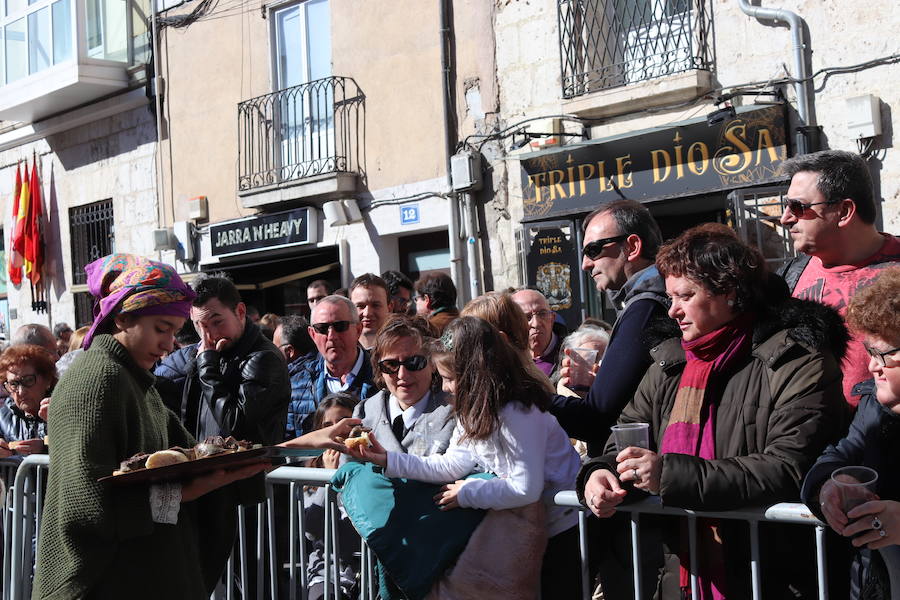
4 458 831 600
7 455 48 600
554 491 828 600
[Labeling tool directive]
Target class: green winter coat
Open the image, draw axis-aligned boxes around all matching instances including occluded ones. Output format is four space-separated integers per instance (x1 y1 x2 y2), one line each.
33 334 252 600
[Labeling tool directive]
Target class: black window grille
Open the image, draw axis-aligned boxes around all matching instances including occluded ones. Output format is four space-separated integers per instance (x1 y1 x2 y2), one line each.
70 200 114 326
70 199 115 285
558 0 715 99
74 292 95 328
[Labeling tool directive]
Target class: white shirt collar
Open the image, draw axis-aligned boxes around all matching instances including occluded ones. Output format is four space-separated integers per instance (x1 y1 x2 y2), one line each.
325 347 365 393
388 390 431 429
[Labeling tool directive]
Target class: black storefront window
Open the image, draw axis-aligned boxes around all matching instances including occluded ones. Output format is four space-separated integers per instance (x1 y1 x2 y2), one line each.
70 199 114 326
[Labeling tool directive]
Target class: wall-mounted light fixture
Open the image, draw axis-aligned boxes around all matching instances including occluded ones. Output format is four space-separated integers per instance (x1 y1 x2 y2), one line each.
323 200 348 227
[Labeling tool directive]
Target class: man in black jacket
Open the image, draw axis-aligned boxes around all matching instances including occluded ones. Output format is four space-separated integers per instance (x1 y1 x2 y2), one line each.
155 275 291 446
550 199 669 455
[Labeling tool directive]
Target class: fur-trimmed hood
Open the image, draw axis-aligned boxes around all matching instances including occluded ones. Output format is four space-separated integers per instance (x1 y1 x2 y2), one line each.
643 295 849 363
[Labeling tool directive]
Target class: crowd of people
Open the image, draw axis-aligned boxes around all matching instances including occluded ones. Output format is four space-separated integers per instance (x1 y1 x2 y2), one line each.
0 149 896 599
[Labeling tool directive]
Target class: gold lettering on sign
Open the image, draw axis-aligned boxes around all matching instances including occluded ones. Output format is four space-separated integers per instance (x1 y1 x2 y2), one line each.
549 170 567 200
577 163 595 195
651 149 671 183
523 108 784 209
529 172 547 206
756 128 779 165
616 155 633 188
687 142 709 176
714 123 752 175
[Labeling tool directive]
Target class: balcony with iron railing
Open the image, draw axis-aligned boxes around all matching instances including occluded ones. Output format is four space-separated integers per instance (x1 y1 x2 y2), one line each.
0 0 149 123
558 0 715 115
237 76 365 208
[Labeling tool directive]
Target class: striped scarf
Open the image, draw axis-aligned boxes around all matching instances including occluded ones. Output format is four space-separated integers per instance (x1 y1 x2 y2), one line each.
660 311 755 600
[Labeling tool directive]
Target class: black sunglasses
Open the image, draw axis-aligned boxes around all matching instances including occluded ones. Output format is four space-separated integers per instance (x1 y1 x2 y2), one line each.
378 355 429 374
784 198 840 217
311 320 353 335
583 235 628 260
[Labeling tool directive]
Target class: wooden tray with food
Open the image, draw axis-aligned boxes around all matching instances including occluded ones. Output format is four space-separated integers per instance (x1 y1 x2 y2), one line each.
98 436 323 485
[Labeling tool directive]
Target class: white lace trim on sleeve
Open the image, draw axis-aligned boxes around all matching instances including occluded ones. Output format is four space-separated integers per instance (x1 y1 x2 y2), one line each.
150 482 182 524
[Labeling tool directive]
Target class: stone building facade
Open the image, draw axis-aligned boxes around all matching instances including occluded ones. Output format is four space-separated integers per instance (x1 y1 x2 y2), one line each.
1 0 897 331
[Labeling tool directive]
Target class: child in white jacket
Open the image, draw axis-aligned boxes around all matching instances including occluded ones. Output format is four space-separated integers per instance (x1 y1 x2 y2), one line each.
349 315 582 598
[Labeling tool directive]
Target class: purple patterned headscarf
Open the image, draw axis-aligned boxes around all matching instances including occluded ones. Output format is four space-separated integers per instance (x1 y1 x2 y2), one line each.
82 254 196 349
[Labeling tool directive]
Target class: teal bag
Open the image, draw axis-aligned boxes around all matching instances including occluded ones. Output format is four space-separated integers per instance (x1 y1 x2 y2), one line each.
331 462 493 600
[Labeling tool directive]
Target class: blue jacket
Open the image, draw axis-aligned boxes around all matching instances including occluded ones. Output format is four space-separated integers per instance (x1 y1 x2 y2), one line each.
0 396 47 444
285 347 378 439
802 380 900 600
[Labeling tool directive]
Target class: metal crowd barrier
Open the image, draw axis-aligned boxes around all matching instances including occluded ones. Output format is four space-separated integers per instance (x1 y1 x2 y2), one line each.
554 491 828 600
6 455 49 600
3 457 830 600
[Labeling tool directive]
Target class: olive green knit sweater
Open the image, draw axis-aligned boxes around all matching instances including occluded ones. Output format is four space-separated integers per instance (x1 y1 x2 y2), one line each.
33 335 242 600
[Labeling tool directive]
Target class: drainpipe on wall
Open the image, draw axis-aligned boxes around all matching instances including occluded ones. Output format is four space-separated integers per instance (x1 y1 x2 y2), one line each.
461 191 484 300
736 0 815 155
151 0 166 229
439 0 466 305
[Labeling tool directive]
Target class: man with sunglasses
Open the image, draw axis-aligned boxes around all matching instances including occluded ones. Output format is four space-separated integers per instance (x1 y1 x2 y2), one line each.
778 150 900 407
287 296 378 436
550 199 669 455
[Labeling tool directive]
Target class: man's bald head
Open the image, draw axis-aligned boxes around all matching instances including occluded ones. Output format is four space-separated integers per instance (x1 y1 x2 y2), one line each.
12 324 59 361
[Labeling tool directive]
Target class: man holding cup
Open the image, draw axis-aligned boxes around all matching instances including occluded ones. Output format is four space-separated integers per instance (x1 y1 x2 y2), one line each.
548 200 669 454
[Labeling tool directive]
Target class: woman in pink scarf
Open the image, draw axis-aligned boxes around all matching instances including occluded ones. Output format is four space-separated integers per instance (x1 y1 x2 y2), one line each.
578 224 850 600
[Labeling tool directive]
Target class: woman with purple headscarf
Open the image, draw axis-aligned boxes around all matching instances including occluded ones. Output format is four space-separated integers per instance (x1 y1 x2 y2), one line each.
31 255 355 599
30 254 261 598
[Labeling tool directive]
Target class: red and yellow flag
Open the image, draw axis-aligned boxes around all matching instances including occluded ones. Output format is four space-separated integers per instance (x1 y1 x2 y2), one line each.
25 158 44 286
10 161 29 278
7 163 23 286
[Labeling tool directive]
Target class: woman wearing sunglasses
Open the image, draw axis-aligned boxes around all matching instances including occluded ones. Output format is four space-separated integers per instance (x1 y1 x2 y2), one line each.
0 344 56 458
351 314 455 457
802 267 900 599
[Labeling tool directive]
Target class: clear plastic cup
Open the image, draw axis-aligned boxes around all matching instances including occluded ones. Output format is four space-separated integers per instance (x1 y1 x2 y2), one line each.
611 422 650 452
568 347 599 388
830 465 878 512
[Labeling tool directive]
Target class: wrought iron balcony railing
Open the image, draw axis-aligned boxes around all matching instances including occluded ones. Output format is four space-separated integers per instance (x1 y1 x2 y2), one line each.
558 0 715 99
238 76 365 192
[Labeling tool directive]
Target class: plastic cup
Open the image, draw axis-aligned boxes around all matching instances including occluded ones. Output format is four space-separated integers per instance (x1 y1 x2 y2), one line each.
568 347 599 388
611 423 650 452
830 466 878 513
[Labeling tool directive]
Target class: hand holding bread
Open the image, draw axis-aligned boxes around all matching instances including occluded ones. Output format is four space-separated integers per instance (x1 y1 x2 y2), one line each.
278 417 363 452
345 431 387 468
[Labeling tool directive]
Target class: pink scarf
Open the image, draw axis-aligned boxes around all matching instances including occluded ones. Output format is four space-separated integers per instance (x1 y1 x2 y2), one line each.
660 312 755 600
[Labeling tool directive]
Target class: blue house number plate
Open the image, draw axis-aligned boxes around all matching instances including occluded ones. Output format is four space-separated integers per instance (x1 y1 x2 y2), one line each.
401 204 420 225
